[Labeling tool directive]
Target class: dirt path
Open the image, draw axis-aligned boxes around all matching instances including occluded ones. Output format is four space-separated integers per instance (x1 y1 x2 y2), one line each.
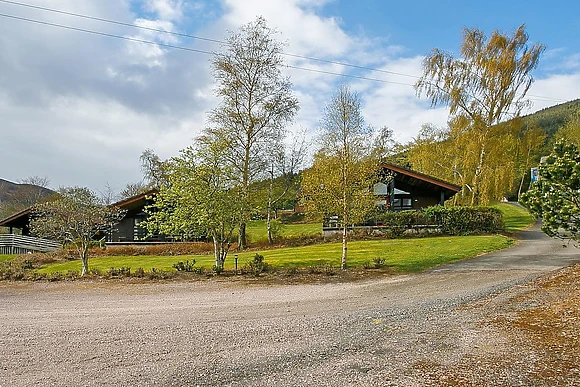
1 223 578 386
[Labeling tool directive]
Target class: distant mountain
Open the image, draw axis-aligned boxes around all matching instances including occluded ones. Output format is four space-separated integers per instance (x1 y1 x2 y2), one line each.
0 179 54 218
0 179 20 203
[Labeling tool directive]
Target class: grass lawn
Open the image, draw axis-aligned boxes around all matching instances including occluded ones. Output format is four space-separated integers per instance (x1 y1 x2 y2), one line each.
37 235 512 275
0 255 16 263
35 203 530 276
492 202 536 232
245 220 321 242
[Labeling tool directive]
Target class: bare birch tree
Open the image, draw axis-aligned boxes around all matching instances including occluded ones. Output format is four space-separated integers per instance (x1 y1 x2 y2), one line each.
30 187 125 276
301 85 376 270
207 16 299 249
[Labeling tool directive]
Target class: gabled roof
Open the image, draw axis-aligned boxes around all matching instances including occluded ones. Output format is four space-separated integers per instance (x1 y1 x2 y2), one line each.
380 163 461 200
111 189 158 213
0 207 33 229
0 189 159 229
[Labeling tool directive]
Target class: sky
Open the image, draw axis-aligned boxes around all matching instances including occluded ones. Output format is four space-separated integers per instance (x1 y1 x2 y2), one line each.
1 0 579 194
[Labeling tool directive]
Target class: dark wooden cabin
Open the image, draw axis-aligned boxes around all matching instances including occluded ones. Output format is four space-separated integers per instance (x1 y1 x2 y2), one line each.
107 189 166 244
0 189 165 244
377 163 461 211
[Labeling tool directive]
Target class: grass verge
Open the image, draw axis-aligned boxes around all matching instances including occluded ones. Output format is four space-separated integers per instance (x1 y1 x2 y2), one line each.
37 235 513 275
492 202 536 232
0 255 16 263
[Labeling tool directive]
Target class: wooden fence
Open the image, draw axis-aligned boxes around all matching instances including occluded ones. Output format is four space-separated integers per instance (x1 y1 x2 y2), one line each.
0 234 60 254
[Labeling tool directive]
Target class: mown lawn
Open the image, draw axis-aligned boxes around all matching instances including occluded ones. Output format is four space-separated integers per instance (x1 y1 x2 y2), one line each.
37 235 512 275
492 202 536 232
245 220 321 242
0 255 16 263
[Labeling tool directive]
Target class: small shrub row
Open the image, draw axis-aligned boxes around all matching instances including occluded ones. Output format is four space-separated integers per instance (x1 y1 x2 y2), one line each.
172 260 197 272
307 264 336 276
363 257 387 269
423 206 504 235
240 253 269 276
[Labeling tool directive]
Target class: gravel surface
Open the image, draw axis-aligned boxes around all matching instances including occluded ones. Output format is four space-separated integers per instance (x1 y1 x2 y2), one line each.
1 223 579 386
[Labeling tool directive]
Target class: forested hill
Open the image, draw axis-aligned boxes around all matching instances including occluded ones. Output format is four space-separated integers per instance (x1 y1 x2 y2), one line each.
0 179 54 218
0 179 21 203
523 98 580 137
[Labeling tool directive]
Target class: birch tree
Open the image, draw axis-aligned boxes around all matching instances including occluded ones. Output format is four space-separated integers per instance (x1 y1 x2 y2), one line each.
144 140 240 268
415 24 544 205
301 85 376 270
207 16 299 249
30 187 125 276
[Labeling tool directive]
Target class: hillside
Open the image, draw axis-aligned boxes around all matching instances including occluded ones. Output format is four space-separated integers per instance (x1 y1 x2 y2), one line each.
0 179 54 219
522 98 580 137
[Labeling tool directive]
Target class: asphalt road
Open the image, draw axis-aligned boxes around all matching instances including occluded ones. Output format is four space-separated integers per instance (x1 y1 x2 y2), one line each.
1 220 578 386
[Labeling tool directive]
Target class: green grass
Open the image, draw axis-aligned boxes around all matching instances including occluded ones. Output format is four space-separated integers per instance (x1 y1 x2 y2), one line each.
492 202 536 232
37 205 530 276
37 235 512 275
0 255 16 263
245 220 321 242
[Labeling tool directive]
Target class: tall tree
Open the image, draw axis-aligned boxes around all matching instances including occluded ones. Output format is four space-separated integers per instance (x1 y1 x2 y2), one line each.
415 24 544 205
521 140 580 244
30 187 125 276
207 16 299 249
301 85 376 270
144 140 241 268
140 148 169 188
119 181 150 200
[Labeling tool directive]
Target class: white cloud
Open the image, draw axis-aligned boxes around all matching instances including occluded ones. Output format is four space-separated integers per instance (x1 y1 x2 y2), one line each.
526 73 580 113
144 0 185 22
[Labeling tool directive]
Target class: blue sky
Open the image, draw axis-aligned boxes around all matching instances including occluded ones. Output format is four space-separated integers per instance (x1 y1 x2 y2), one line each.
0 0 578 194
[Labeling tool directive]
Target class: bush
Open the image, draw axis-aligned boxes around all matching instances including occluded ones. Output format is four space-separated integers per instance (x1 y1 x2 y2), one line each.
241 253 269 276
280 212 305 223
375 210 433 237
211 265 224 275
133 267 145 277
172 260 197 272
285 265 298 276
424 206 504 235
373 257 386 268
146 268 176 280
192 266 205 275
106 267 131 278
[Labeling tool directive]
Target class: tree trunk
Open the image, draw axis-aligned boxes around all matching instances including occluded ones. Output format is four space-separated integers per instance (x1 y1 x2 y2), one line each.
267 211 273 245
267 165 274 244
238 222 247 250
341 222 347 270
80 246 89 276
213 235 226 268
471 144 486 206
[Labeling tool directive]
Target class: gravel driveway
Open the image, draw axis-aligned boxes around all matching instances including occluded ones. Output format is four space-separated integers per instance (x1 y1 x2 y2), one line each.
1 223 578 386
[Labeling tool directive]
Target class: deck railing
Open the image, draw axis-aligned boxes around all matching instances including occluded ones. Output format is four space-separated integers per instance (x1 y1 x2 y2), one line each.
0 234 60 254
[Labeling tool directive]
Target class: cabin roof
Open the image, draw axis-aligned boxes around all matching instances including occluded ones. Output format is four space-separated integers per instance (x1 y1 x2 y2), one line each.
0 189 158 229
380 163 461 200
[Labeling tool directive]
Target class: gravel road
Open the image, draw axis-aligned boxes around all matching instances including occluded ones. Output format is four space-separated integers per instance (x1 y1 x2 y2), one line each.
1 222 578 386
